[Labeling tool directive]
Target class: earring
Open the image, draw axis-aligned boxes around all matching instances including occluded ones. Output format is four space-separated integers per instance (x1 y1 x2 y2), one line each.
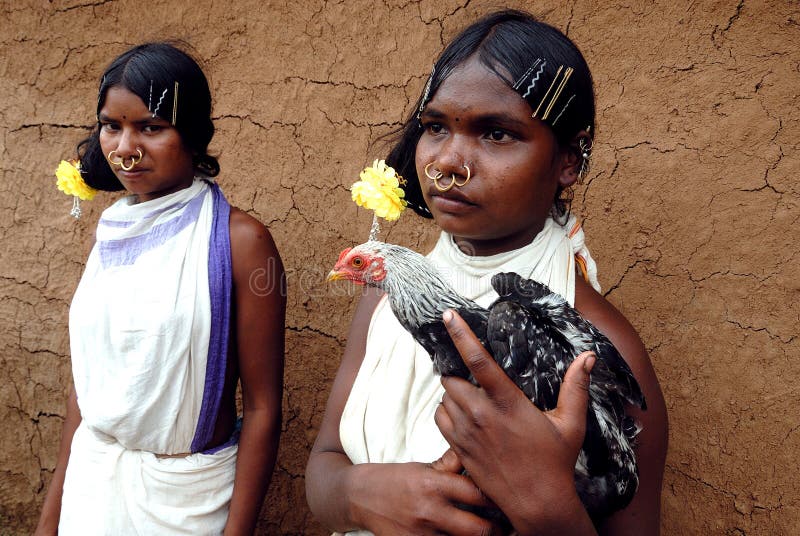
578 137 592 179
108 148 143 171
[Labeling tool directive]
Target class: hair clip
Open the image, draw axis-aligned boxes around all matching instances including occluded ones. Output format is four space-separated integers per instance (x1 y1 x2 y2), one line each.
513 59 546 100
171 81 179 126
148 80 153 113
542 67 573 120
153 87 168 118
551 94 575 126
532 65 574 121
513 65 535 90
416 65 435 121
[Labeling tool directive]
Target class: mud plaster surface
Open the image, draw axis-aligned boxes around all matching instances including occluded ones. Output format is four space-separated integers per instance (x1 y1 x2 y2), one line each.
0 0 798 534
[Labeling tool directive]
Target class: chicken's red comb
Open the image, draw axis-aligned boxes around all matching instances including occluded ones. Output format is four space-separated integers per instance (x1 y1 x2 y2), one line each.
336 247 353 265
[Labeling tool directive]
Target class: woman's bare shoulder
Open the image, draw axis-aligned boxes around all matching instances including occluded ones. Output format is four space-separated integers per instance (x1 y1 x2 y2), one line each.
228 206 280 260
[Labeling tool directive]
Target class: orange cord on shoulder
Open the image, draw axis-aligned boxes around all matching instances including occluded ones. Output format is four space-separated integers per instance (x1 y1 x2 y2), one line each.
568 219 582 239
575 254 589 283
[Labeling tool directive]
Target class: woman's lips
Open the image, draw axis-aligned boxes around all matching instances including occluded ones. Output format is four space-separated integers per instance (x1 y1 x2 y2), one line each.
429 192 477 213
118 169 147 180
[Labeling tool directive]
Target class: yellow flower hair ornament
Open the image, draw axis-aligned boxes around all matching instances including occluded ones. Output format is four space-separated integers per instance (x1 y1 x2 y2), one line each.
55 159 97 219
350 159 407 241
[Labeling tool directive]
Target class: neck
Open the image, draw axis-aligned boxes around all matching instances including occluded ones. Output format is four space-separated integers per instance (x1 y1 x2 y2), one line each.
451 219 548 256
378 244 476 330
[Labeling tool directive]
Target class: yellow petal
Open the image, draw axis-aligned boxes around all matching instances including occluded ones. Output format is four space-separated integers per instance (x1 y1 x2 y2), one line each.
350 160 407 221
55 160 97 201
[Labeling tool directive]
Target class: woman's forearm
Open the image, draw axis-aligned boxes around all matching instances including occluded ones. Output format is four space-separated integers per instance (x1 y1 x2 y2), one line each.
35 388 81 535
224 407 281 536
305 450 367 532
510 487 598 536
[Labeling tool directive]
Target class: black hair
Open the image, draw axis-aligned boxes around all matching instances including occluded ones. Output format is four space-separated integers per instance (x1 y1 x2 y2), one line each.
77 42 219 191
386 9 595 219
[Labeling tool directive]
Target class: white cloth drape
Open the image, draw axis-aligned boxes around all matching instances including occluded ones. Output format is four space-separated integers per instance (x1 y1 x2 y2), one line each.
60 180 237 535
338 215 599 536
60 423 236 535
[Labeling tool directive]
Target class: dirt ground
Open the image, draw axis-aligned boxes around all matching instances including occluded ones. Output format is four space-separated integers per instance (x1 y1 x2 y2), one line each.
0 0 798 534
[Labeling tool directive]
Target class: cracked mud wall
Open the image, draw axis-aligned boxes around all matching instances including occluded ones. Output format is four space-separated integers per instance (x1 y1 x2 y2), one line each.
0 0 797 534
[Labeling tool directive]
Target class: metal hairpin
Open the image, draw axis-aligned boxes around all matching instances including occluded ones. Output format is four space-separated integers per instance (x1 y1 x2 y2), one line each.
513 59 545 100
532 66 562 118
522 60 546 99
148 81 153 113
152 87 168 118
417 65 435 120
542 67 573 120
531 65 574 121
551 94 575 126
171 81 179 125
513 65 535 90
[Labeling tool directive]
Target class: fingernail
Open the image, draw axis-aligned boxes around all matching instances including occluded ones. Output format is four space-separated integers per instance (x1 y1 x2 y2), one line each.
443 309 453 323
583 352 596 373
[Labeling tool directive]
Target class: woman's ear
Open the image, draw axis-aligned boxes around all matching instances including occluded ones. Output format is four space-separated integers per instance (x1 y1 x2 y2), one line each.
558 129 592 188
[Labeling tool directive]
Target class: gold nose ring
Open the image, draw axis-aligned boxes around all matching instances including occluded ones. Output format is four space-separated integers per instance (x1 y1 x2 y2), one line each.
425 162 452 192
108 148 143 171
424 162 443 181
425 162 470 192
452 164 470 187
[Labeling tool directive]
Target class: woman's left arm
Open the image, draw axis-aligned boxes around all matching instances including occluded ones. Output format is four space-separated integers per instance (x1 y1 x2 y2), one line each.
224 208 286 536
573 276 669 536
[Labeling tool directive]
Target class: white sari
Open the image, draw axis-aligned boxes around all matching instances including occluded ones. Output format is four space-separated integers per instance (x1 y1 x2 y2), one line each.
338 215 599 535
60 179 237 535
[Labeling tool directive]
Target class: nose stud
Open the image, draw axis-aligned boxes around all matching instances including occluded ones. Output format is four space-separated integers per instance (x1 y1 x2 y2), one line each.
108 148 143 171
425 162 471 192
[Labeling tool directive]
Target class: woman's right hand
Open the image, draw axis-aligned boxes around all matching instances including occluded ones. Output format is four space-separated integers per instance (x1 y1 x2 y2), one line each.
348 453 499 535
307 288 499 535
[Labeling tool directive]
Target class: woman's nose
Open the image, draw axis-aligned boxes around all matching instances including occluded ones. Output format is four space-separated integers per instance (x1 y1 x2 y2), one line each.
435 135 470 179
115 128 139 156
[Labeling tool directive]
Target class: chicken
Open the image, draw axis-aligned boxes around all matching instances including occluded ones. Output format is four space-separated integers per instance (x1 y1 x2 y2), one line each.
328 240 647 520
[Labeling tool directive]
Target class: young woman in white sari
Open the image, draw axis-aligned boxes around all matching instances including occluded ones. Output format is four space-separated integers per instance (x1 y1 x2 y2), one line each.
306 10 668 535
36 43 285 535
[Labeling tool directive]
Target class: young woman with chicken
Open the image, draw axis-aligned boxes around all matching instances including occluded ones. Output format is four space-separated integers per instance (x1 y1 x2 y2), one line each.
306 9 668 536
35 43 285 535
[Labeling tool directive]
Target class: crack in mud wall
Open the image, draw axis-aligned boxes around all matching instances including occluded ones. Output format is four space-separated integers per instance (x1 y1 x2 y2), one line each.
1 0 798 534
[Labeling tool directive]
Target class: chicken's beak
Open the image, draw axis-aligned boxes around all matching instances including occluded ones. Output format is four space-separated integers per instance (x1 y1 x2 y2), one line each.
326 270 346 283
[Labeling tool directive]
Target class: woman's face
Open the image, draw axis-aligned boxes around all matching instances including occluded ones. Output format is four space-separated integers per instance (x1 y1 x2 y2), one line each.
98 85 195 202
415 55 576 256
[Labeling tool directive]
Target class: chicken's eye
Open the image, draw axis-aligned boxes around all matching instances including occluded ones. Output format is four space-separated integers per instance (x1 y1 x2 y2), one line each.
351 256 364 268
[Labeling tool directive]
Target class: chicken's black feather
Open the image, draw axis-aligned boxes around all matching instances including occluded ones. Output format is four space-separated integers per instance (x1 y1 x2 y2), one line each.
399 272 645 520
336 243 646 522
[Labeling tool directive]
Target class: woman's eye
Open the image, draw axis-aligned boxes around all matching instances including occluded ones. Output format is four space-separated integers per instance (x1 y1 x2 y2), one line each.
143 125 163 133
488 129 510 141
425 123 444 134
100 123 119 132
